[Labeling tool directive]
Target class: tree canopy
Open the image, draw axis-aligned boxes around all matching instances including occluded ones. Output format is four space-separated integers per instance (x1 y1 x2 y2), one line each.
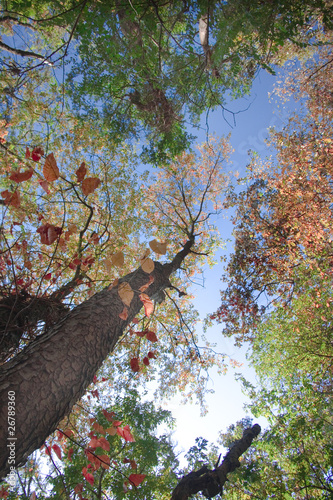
0 0 333 498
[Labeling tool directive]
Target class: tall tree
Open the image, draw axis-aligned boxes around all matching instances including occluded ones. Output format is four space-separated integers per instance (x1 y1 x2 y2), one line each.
1 0 331 163
0 113 232 478
212 46 333 344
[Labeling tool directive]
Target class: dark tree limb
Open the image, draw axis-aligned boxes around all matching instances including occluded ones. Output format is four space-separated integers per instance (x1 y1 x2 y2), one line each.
171 424 261 500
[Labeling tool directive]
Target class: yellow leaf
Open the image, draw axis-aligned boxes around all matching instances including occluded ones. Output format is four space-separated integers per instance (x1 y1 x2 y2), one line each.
149 239 167 255
118 282 134 307
43 153 59 182
141 257 155 274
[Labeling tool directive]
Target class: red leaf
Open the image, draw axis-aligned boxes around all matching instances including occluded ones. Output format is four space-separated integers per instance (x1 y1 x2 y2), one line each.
76 162 87 182
45 445 52 456
148 351 156 359
117 425 135 442
130 357 140 372
52 444 62 460
25 146 31 159
143 356 150 366
31 147 44 162
139 293 154 317
135 331 146 338
39 180 50 194
81 177 101 196
37 223 62 245
83 471 94 486
9 167 33 183
89 436 110 451
146 331 158 343
67 448 74 462
102 409 115 422
44 273 52 280
128 473 146 487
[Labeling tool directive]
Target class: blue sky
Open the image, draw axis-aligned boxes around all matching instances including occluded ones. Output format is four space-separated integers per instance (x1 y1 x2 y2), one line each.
160 66 298 461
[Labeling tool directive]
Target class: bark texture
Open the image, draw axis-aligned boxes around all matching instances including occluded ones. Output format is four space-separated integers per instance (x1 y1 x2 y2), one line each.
0 242 192 480
171 424 261 500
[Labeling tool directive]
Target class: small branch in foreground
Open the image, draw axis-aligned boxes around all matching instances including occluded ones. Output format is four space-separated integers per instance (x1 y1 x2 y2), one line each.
171 424 261 500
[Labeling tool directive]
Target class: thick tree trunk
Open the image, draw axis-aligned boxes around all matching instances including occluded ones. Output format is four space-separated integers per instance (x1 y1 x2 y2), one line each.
0 242 192 480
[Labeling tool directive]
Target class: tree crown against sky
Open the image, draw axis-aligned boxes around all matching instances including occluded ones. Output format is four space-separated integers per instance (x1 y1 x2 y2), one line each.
1 0 332 163
0 1 333 498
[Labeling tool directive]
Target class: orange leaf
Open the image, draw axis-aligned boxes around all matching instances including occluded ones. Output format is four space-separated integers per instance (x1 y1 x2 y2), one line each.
43 153 59 182
52 444 62 460
111 251 125 268
76 162 87 182
81 177 101 196
139 275 154 292
139 293 154 317
1 190 20 208
93 422 106 435
9 167 33 183
128 474 146 487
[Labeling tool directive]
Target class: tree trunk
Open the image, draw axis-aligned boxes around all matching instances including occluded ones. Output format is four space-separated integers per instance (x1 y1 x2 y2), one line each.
0 242 192 480
171 424 261 500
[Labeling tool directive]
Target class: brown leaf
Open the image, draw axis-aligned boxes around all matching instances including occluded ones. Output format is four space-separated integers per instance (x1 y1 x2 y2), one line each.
43 153 59 182
76 162 87 182
140 257 155 274
111 251 124 268
1 190 20 208
149 239 167 255
81 177 101 196
9 167 33 183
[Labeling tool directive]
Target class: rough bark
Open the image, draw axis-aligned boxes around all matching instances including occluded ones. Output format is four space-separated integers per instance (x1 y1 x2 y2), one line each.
0 240 193 480
171 424 261 500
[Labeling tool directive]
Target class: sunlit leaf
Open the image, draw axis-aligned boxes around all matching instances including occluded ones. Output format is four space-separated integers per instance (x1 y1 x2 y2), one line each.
149 239 167 255
139 293 154 317
118 282 134 307
140 257 155 273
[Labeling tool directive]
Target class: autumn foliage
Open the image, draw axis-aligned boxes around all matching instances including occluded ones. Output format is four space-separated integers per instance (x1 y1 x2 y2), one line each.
213 49 333 344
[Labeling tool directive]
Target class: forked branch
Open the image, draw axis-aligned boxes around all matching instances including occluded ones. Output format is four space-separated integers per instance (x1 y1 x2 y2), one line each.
171 424 261 500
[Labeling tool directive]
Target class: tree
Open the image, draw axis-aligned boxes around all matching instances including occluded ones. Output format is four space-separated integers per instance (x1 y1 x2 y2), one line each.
4 389 180 499
212 45 333 344
1 0 331 163
0 115 233 479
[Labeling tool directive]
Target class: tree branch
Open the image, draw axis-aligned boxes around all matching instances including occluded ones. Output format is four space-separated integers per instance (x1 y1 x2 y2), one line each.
171 424 261 500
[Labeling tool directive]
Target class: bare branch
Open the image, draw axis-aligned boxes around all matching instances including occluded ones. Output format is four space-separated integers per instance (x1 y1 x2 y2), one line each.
171 424 261 500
